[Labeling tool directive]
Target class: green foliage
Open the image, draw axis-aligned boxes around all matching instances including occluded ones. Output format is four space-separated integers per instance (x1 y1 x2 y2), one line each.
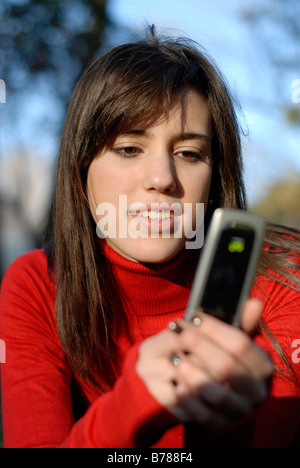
241 0 300 126
251 178 300 229
0 0 110 104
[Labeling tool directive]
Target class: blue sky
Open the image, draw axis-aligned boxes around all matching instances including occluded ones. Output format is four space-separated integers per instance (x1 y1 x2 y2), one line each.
107 0 300 204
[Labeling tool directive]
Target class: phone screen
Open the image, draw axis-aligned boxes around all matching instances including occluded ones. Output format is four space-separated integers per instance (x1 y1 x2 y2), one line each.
200 225 255 324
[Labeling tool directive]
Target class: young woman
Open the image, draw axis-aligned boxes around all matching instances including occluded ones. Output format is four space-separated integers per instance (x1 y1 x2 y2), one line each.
0 31 300 448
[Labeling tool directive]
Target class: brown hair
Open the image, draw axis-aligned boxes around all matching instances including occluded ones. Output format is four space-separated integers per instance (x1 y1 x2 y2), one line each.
52 31 300 390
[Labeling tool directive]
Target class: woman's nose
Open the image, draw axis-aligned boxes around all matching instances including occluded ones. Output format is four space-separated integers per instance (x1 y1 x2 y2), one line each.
143 153 177 195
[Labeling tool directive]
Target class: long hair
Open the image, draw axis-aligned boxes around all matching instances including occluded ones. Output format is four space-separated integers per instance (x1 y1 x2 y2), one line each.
52 32 300 390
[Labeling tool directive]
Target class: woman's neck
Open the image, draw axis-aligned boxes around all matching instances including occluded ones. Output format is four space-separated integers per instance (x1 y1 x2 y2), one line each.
97 239 200 317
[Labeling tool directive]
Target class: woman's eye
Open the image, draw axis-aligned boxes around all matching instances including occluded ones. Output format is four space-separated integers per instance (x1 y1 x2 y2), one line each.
175 150 204 162
113 146 142 158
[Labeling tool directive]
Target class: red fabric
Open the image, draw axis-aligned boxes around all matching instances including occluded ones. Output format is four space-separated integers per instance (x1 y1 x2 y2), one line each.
0 244 300 448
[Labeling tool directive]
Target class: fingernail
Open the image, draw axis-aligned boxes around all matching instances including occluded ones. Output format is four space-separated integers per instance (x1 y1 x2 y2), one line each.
192 316 202 326
170 353 181 366
169 321 183 334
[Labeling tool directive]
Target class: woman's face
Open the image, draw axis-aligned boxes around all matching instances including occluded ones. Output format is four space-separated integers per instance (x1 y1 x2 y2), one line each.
87 88 213 263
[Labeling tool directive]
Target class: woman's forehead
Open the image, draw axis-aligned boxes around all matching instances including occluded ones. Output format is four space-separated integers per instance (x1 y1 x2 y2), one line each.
106 86 209 136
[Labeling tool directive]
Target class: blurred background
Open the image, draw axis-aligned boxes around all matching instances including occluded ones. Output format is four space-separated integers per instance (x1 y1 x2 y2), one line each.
0 0 299 446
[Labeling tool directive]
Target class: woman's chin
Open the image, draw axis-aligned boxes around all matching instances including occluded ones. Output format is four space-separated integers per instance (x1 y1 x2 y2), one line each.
105 237 187 264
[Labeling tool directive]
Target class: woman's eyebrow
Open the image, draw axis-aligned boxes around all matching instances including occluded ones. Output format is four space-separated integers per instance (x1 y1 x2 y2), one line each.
171 132 212 144
121 129 149 137
119 130 211 142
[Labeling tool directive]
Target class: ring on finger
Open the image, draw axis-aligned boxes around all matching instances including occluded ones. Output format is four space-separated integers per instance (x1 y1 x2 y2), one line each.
169 353 182 366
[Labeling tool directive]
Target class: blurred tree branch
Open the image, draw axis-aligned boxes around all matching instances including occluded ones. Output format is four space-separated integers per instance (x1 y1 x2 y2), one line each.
0 0 112 105
240 0 300 125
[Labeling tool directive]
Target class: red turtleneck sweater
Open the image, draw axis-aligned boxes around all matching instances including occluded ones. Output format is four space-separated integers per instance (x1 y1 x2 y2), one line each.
0 242 300 448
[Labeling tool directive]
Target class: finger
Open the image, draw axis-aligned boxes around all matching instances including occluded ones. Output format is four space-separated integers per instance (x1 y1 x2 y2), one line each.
175 325 249 383
169 321 272 408
239 298 263 334
138 327 183 359
181 312 273 380
171 355 254 425
170 364 229 427
172 336 264 407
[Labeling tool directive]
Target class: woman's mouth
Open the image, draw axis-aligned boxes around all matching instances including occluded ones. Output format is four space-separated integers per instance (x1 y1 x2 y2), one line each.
128 203 182 235
137 209 175 220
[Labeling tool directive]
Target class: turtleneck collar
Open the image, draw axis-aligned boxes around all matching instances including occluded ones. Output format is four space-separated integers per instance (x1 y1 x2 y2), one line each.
97 239 200 317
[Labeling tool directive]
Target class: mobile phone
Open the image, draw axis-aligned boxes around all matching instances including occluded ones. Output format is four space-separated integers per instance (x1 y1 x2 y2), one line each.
184 209 266 327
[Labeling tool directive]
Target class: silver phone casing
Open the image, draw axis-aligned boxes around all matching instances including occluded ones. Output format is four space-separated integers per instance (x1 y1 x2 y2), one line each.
184 209 266 326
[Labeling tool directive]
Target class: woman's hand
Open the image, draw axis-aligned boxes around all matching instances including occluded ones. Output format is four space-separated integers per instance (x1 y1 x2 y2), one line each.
136 299 273 429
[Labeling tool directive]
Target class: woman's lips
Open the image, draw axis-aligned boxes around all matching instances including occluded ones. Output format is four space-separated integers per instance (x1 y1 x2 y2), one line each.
128 202 182 234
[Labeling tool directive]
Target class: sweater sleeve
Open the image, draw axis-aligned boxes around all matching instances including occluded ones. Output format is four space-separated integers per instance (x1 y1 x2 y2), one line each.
0 251 177 448
60 344 178 448
251 272 300 448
